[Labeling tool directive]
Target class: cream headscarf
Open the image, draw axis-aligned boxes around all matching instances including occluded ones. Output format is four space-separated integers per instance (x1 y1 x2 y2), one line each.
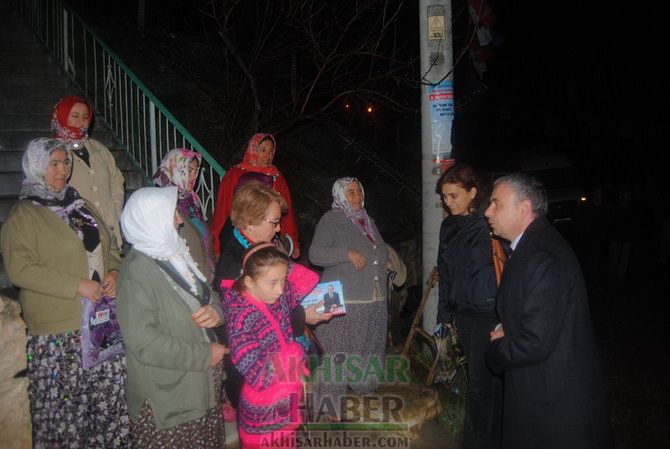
121 186 206 294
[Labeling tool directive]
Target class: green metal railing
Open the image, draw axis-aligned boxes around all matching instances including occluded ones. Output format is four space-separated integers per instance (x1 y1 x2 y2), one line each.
13 0 225 217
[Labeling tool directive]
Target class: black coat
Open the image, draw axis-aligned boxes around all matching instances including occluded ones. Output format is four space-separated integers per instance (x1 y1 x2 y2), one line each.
437 211 498 323
486 217 611 449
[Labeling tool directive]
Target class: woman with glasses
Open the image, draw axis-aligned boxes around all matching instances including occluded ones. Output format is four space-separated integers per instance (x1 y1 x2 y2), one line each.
210 133 301 259
214 181 331 415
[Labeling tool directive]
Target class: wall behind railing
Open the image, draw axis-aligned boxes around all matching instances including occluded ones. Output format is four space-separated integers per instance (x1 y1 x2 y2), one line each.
12 0 225 217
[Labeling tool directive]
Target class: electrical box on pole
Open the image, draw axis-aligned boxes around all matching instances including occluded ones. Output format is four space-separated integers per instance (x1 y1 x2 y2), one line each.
419 0 454 332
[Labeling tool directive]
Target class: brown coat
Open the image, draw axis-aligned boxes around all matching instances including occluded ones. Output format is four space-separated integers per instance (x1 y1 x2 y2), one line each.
69 138 125 248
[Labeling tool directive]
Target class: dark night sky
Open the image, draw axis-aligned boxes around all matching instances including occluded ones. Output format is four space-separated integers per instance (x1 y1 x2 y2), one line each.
73 0 669 212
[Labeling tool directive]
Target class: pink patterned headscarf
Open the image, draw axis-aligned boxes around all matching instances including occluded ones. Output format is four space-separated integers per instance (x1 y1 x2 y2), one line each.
331 177 377 244
152 148 214 280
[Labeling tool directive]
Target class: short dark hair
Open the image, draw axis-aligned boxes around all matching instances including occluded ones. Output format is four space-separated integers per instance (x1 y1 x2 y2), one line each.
494 172 548 217
435 163 485 212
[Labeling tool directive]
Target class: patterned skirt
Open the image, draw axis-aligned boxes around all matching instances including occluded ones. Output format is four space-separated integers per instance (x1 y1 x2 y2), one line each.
312 300 388 418
27 330 130 449
130 362 226 449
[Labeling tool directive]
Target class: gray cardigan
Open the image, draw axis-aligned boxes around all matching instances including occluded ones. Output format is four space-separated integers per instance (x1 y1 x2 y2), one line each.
116 249 222 430
309 210 389 304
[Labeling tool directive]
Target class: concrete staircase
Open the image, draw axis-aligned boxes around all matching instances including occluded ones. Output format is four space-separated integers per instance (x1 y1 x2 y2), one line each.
0 1 148 297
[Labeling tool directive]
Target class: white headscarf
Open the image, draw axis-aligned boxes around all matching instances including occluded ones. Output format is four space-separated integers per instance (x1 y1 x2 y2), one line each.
331 177 377 244
121 186 206 293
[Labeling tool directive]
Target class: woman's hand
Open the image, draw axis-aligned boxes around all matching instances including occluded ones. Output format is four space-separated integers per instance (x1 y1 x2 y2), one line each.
102 270 118 298
291 246 301 259
210 343 229 366
192 305 222 328
78 279 103 302
347 249 366 271
304 301 334 325
489 323 504 342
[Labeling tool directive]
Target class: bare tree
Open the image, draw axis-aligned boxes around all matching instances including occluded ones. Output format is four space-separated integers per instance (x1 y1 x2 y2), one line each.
188 0 418 159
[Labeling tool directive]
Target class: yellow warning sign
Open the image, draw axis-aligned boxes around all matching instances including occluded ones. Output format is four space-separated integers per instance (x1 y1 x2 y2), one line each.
428 15 445 40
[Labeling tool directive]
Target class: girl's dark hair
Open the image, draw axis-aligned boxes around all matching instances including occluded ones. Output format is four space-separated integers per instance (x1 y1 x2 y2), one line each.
233 244 290 293
435 163 485 212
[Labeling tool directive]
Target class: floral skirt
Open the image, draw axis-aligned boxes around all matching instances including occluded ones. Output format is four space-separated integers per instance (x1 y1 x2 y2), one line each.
27 330 130 449
130 362 226 449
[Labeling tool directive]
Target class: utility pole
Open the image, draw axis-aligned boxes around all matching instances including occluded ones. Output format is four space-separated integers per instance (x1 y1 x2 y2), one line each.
419 0 454 332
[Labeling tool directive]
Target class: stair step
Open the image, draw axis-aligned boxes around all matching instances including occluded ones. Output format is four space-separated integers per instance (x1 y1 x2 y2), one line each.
0 85 77 103
0 61 64 75
0 99 61 113
0 113 111 133
0 144 139 173
0 173 22 197
0 30 38 42
0 130 118 151
0 49 57 64
0 72 71 88
0 151 23 171
123 170 148 190
0 169 146 197
0 39 46 52
0 198 18 225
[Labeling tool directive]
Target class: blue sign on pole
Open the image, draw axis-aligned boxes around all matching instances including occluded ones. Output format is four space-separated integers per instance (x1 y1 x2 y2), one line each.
428 79 454 162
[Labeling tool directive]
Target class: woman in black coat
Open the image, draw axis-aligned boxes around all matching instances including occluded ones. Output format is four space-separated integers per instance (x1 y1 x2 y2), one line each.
436 164 502 449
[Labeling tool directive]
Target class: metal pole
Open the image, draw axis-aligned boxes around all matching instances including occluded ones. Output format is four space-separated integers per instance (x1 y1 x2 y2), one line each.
149 101 158 176
419 0 454 332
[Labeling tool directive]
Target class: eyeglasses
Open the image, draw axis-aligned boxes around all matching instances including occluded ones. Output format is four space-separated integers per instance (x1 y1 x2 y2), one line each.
264 218 281 226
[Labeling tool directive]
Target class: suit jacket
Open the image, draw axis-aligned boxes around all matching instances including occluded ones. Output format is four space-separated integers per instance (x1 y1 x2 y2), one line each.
487 217 611 449
323 291 341 312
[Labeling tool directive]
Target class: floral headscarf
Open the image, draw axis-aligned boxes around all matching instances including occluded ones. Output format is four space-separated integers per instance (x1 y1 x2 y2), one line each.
51 95 92 146
152 148 214 279
20 138 99 244
121 187 206 295
234 133 279 177
331 177 377 244
153 148 202 193
20 138 72 202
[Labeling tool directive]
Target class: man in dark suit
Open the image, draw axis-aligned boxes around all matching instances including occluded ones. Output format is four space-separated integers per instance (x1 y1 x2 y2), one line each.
485 173 611 449
323 285 341 313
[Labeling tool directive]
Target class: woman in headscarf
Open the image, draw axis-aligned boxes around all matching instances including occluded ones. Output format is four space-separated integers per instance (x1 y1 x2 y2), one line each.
308 177 390 422
116 186 227 448
51 95 125 248
210 133 300 259
153 148 215 283
1 138 129 448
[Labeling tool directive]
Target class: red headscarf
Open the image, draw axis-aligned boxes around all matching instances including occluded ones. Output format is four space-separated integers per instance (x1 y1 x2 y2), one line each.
51 95 93 143
234 133 279 177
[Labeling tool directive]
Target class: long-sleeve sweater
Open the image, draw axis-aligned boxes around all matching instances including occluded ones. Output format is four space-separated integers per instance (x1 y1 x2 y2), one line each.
309 210 389 304
221 263 318 435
